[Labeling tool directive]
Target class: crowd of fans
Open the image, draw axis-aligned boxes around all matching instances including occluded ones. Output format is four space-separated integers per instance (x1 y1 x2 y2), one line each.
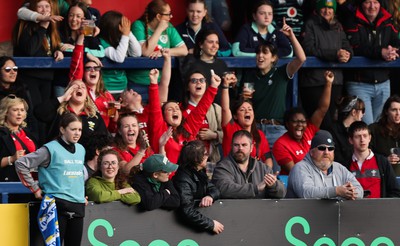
1 0 400 243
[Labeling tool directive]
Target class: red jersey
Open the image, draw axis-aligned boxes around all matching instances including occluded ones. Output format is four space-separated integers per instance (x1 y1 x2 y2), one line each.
349 153 381 198
113 146 151 165
69 44 84 81
183 101 210 151
88 89 117 132
222 119 271 162
12 129 36 153
134 107 149 133
147 83 216 163
273 122 318 175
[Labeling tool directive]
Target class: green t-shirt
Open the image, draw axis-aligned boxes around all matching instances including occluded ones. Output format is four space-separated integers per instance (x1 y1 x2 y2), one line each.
243 64 290 121
127 20 184 85
100 38 128 92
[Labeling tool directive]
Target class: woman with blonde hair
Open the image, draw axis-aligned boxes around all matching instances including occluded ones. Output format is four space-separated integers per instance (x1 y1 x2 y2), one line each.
34 79 107 143
0 95 38 183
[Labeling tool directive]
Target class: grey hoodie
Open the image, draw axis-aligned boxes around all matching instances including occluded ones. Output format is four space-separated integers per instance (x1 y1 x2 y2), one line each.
286 153 363 199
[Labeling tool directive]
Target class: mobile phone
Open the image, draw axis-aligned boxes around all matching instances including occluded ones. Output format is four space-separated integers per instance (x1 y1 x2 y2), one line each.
390 148 400 155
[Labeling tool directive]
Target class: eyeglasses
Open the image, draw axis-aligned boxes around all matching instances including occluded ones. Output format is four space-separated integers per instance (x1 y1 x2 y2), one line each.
317 145 335 152
84 66 101 72
102 161 118 167
3 66 18 73
160 13 173 17
355 108 365 114
7 94 17 99
189 78 206 84
290 119 307 125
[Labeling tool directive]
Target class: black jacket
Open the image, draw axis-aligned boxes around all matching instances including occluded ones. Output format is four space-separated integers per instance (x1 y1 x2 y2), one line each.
375 154 400 198
0 127 38 181
301 14 353 87
342 6 400 83
330 121 353 166
34 98 107 143
173 167 220 232
131 172 180 211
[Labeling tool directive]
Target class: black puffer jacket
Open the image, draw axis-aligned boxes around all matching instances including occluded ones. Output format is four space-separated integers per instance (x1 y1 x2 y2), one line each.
301 14 353 87
173 167 220 232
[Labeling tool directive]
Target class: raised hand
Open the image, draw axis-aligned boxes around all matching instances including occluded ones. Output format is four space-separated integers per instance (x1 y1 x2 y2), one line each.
280 17 294 37
324 70 334 84
149 69 160 84
210 70 222 88
159 126 173 149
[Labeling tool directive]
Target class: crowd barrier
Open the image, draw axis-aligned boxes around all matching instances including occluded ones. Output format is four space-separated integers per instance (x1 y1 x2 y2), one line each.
12 56 400 108
13 56 400 68
23 199 400 245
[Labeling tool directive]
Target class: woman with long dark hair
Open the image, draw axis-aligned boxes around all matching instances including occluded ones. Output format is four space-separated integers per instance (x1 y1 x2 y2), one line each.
112 113 153 174
221 72 273 169
98 10 141 94
330 96 365 165
173 140 224 234
147 67 219 164
369 95 400 175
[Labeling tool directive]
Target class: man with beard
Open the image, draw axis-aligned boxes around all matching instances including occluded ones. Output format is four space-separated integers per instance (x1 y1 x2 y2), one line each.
286 130 363 199
211 130 286 198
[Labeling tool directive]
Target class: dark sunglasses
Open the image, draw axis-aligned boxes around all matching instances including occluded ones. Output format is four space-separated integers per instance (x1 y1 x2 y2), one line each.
3 66 18 73
84 66 101 72
159 13 173 17
355 108 365 114
317 145 335 152
7 94 17 99
189 78 206 84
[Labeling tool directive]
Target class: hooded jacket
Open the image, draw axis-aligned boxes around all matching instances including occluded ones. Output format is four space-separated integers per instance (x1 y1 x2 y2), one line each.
286 153 363 199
